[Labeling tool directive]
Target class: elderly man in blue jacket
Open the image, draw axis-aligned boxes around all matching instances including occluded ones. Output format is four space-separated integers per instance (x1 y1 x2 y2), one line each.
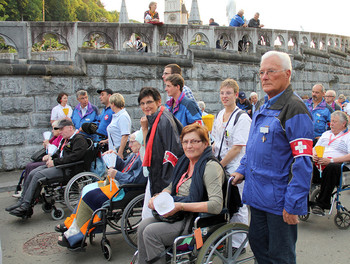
232 51 313 264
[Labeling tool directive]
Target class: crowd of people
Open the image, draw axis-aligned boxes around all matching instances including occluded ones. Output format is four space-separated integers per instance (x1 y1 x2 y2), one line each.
5 47 350 263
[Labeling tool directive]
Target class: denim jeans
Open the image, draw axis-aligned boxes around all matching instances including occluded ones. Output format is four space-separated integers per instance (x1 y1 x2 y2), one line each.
249 207 297 264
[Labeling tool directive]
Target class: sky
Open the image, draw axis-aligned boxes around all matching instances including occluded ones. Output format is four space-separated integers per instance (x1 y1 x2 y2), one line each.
100 0 349 37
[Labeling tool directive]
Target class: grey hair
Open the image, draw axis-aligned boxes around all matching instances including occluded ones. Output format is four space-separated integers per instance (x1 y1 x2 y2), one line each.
197 101 206 111
52 120 60 127
326 89 336 97
76 90 87 98
313 83 325 93
261 51 292 71
250 92 258 98
332 110 349 127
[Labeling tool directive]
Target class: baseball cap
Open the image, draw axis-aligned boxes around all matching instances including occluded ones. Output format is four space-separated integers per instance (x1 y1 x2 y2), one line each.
238 92 246 100
97 89 113 95
56 119 74 129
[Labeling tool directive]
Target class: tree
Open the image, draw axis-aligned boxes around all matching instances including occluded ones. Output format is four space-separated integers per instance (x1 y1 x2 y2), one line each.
0 0 9 21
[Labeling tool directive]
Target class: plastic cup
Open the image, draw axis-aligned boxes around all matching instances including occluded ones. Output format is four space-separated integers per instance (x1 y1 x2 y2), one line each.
315 145 325 158
63 108 69 116
202 114 215 132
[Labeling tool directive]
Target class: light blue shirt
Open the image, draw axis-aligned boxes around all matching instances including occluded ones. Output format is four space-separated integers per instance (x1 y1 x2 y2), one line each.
107 108 131 151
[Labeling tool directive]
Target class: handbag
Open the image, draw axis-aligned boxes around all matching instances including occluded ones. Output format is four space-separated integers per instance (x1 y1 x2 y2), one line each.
152 210 185 223
31 148 46 162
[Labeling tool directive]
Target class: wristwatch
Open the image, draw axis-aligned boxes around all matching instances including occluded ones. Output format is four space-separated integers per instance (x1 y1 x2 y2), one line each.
330 158 334 163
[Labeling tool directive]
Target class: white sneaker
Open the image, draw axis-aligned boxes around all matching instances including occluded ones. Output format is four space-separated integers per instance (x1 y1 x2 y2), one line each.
12 191 22 198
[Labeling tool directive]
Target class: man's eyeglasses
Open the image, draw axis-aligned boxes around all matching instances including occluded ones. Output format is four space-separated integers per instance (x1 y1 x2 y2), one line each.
140 100 155 107
325 95 335 98
181 139 202 146
258 70 286 78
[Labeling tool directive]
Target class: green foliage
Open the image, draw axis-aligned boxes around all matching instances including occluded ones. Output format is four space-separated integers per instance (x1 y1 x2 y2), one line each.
32 34 68 52
0 37 17 53
1 0 119 22
82 33 111 49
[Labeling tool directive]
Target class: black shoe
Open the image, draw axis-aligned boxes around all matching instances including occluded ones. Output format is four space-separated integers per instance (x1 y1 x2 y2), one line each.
312 205 325 216
5 200 23 212
55 224 68 233
58 235 83 250
9 203 32 218
232 247 246 256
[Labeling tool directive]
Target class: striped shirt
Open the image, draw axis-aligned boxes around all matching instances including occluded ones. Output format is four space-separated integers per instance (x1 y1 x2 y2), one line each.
315 130 350 158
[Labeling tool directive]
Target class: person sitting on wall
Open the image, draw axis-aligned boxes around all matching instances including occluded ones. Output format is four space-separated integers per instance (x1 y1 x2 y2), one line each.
248 12 264 28
144 1 159 23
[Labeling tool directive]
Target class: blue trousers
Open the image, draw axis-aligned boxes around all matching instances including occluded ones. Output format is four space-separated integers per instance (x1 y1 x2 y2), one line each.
249 207 297 264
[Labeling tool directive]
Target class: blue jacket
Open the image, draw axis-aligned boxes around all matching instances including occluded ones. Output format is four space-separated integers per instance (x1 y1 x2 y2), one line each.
114 153 146 185
96 106 114 137
71 102 99 130
305 98 332 138
236 86 313 216
229 15 245 27
166 92 202 127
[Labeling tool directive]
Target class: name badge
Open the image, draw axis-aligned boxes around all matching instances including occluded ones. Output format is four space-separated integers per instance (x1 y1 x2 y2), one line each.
260 126 269 134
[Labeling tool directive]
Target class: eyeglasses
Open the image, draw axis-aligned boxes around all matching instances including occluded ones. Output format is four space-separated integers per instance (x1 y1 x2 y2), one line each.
181 139 202 146
220 91 234 96
258 70 286 78
325 95 335 98
140 100 155 107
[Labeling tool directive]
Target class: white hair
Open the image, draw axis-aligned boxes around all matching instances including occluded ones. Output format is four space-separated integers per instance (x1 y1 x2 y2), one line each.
261 51 292 71
250 92 258 98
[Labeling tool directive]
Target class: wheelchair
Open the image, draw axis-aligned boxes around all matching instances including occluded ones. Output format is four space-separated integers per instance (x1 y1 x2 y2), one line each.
34 138 102 220
131 177 256 264
63 182 146 261
299 163 350 229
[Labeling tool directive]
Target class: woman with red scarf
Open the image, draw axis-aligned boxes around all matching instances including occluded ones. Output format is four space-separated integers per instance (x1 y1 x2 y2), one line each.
144 2 159 23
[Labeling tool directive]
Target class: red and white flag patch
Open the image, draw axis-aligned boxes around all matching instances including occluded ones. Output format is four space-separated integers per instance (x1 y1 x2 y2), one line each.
163 151 178 167
290 138 313 157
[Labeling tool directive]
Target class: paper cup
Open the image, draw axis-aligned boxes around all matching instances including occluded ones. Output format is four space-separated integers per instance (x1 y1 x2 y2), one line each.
47 144 58 156
202 114 215 132
315 145 325 158
43 131 52 140
154 192 175 215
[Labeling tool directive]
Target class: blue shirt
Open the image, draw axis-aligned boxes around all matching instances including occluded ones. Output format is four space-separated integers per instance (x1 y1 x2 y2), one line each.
96 106 114 137
107 108 131 151
229 14 245 27
166 91 202 127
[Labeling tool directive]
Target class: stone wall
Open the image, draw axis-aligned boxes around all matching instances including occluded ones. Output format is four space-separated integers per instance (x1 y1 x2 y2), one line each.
0 22 349 170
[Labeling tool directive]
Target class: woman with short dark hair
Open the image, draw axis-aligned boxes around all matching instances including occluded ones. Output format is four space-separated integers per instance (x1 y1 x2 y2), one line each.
51 92 72 123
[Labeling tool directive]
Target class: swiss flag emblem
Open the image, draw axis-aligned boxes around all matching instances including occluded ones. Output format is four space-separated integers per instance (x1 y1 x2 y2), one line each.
104 114 109 120
163 151 178 167
290 138 313 157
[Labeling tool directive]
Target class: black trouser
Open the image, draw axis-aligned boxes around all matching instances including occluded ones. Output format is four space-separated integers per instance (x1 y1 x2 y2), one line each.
312 163 349 209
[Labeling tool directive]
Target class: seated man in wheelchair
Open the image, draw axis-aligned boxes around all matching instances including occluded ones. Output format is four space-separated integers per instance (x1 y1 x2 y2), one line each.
137 123 226 264
57 130 146 249
6 119 89 218
312 111 350 215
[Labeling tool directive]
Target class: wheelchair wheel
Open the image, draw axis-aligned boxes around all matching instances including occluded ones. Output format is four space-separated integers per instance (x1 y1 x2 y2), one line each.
64 172 101 212
334 212 350 230
51 207 65 220
121 193 144 250
101 239 112 261
196 223 253 264
298 214 310 221
42 203 53 213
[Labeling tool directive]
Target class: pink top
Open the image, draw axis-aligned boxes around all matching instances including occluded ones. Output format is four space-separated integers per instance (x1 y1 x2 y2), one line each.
49 135 63 147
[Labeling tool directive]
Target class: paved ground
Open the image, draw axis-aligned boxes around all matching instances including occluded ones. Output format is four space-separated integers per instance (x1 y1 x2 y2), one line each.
1 170 350 263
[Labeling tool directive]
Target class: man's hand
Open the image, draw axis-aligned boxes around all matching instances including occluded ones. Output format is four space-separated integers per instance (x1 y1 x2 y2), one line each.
283 209 299 225
231 172 245 185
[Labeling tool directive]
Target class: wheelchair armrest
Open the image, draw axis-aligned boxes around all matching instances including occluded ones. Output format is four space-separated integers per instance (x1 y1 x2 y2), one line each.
118 183 146 189
194 209 228 229
55 160 84 169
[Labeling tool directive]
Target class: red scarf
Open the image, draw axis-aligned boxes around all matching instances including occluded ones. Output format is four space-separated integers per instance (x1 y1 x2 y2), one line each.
142 106 165 167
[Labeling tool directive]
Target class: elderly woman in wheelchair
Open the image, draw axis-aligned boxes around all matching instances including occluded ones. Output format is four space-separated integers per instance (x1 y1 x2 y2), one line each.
57 130 146 249
311 111 350 216
136 123 227 264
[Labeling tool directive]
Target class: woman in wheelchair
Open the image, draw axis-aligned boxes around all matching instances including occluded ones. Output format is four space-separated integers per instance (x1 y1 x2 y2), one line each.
312 111 350 215
137 123 226 264
57 130 146 249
